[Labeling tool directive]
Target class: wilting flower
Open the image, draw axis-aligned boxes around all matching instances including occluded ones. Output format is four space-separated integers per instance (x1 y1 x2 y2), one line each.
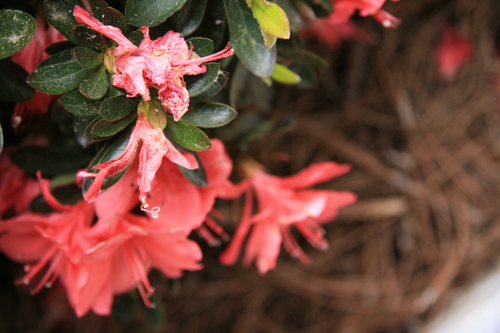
73 5 233 121
78 103 198 210
435 25 474 80
11 18 66 128
219 159 357 274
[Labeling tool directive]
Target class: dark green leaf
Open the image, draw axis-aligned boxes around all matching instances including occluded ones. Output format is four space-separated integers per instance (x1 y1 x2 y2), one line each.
84 117 109 141
102 7 131 34
125 0 187 27
178 151 207 187
186 63 220 97
0 59 35 102
91 113 136 137
10 141 92 178
165 116 211 151
44 0 79 44
193 0 226 50
108 84 127 97
223 0 276 77
59 90 102 118
187 37 213 57
82 129 133 194
73 116 94 148
27 51 94 95
80 66 109 99
170 0 207 36
182 102 236 128
190 70 228 104
90 0 109 20
0 9 36 59
73 25 107 50
37 48 74 67
73 46 103 69
45 41 77 55
100 95 139 121
126 30 144 46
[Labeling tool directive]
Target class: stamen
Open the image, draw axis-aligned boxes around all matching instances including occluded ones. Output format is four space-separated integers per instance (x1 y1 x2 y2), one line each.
195 225 221 247
124 244 156 308
16 246 58 287
280 226 310 264
294 221 329 250
140 198 160 218
204 216 230 241
172 43 234 66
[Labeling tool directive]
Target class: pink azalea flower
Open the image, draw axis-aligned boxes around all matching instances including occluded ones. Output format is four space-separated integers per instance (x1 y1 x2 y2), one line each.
219 160 357 274
435 25 474 80
73 5 234 121
333 0 400 28
78 109 199 208
0 148 40 216
11 18 66 128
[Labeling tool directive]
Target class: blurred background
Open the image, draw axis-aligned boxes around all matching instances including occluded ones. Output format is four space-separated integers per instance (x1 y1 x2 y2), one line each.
1 0 500 332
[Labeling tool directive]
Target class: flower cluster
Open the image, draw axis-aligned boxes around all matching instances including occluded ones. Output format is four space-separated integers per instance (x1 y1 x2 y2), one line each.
301 0 400 47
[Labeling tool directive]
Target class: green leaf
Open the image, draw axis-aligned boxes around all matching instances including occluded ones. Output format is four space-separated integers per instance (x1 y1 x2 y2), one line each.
182 102 236 128
73 25 107 50
84 117 109 141
80 66 109 100
73 116 94 148
190 70 228 104
10 140 92 178
44 0 79 44
100 96 139 121
178 152 207 187
271 63 300 84
170 0 207 36
186 63 220 97
193 0 227 50
261 30 277 49
90 113 136 137
187 37 213 57
90 0 110 20
165 116 211 151
73 46 103 69
59 90 102 118
223 0 276 77
251 0 290 39
125 0 187 27
0 59 35 102
0 9 36 59
273 0 305 31
27 50 94 95
102 7 131 34
82 129 133 195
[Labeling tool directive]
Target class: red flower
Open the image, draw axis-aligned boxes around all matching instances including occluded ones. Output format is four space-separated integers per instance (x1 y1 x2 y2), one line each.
73 5 233 121
435 25 474 80
78 109 198 208
219 160 357 274
10 18 66 128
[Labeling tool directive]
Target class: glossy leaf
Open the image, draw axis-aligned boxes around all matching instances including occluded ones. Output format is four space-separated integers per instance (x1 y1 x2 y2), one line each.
73 25 107 50
178 152 207 187
59 90 102 118
27 50 94 95
0 59 35 102
182 102 236 128
44 0 79 44
187 37 213 57
186 63 220 97
102 7 131 33
90 0 109 20
91 113 136 137
82 129 133 194
193 0 226 50
100 96 139 121
80 66 109 99
165 116 211 151
251 0 290 39
73 116 94 148
190 70 228 104
84 117 109 141
170 0 207 36
73 46 103 69
223 0 276 77
0 9 36 59
271 63 301 84
125 0 187 27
